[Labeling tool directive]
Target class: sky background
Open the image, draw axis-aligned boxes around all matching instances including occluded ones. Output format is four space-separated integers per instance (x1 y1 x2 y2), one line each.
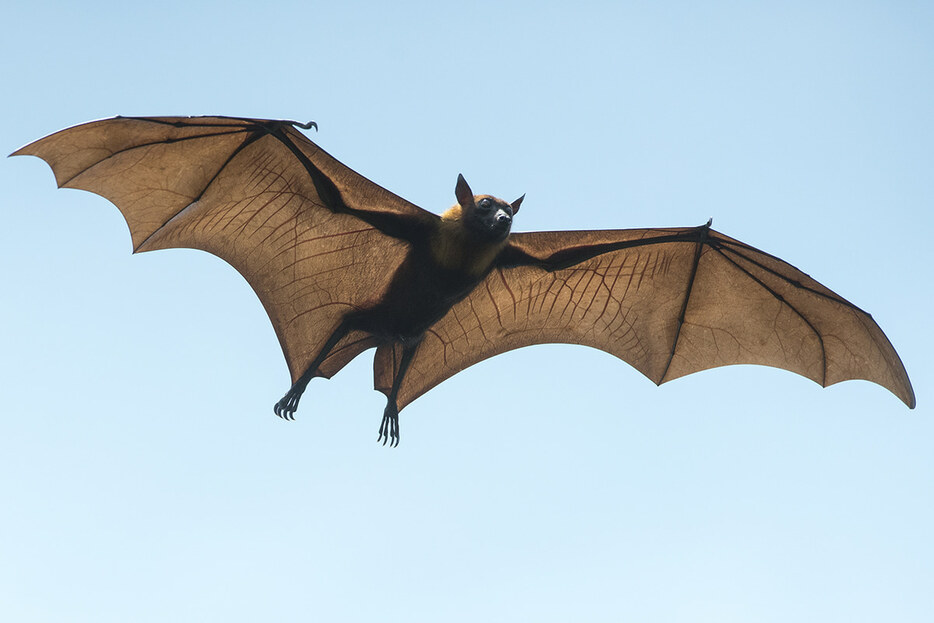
2 1 932 621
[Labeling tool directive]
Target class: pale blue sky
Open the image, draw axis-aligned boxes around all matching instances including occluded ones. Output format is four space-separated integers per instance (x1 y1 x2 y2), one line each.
2 1 932 621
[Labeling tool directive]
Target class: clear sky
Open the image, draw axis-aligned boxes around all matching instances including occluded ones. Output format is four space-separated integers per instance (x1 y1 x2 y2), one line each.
2 1 932 621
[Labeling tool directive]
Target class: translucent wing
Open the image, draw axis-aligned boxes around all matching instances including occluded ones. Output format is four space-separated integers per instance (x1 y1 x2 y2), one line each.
15 116 435 381
377 226 914 410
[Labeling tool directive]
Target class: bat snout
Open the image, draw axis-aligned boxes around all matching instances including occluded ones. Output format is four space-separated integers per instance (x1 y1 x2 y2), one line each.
491 211 512 238
494 209 512 226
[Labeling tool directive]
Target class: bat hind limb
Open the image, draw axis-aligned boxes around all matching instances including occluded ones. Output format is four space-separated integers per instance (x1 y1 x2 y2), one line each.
376 338 422 447
273 319 355 421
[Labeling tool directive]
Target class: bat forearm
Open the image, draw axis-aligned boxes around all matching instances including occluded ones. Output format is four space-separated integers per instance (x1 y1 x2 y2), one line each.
499 225 711 272
271 125 430 244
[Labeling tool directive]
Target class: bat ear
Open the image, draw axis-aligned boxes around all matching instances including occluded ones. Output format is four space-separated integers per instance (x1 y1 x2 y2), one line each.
511 194 525 214
455 173 476 208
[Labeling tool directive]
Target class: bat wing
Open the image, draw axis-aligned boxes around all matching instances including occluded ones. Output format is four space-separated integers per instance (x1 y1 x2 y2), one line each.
377 225 914 410
14 116 436 382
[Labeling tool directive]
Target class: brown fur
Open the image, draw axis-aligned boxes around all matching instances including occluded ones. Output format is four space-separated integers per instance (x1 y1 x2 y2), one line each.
433 202 506 276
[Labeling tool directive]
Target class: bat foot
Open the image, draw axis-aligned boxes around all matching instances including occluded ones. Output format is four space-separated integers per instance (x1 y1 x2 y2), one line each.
273 384 306 420
377 403 399 447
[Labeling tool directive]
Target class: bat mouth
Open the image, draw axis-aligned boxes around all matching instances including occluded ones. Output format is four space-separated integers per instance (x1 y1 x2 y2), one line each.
489 218 512 241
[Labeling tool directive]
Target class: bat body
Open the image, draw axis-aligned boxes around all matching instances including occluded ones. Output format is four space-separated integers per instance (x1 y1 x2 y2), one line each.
14 116 916 445
274 175 523 443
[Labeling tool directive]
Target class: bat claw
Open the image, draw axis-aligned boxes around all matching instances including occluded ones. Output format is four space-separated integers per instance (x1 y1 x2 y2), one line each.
377 402 400 447
274 384 306 421
289 120 317 131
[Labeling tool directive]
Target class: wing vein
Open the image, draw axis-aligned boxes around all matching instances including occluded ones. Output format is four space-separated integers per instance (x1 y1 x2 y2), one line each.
711 244 828 386
60 128 251 189
717 241 861 311
660 224 710 382
134 130 266 251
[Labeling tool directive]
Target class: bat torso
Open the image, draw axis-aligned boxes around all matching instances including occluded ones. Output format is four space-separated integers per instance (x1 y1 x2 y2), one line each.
351 216 507 342
429 218 504 277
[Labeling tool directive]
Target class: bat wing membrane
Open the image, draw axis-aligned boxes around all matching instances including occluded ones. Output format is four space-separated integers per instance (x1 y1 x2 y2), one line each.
381 227 915 410
15 116 433 382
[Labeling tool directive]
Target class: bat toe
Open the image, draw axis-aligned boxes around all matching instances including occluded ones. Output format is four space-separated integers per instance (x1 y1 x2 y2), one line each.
274 386 304 421
378 402 400 447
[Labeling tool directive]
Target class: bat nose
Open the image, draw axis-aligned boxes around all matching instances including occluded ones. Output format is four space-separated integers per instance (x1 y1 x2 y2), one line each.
495 210 512 225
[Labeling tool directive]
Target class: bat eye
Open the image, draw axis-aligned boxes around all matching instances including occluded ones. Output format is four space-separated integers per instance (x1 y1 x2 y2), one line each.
478 198 492 210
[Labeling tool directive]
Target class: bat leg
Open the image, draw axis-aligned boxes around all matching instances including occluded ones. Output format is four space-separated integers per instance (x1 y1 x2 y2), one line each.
274 318 353 420
377 338 421 447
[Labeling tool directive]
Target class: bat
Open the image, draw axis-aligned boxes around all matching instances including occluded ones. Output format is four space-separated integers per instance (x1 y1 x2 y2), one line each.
13 116 915 446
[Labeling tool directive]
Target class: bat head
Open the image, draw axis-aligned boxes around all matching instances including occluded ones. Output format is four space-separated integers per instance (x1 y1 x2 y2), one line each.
453 174 524 243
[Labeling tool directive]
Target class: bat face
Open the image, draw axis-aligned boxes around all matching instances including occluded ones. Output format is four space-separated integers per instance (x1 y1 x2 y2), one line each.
451 173 524 244
463 195 515 243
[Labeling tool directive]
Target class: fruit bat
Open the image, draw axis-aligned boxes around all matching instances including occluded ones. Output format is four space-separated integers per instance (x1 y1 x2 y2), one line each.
13 116 915 446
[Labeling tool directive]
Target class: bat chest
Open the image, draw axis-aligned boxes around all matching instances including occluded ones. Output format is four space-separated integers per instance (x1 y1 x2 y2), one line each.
429 223 502 276
363 245 492 340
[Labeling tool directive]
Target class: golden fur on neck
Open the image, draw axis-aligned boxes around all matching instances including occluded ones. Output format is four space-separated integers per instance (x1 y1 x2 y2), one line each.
431 203 505 275
440 204 463 221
